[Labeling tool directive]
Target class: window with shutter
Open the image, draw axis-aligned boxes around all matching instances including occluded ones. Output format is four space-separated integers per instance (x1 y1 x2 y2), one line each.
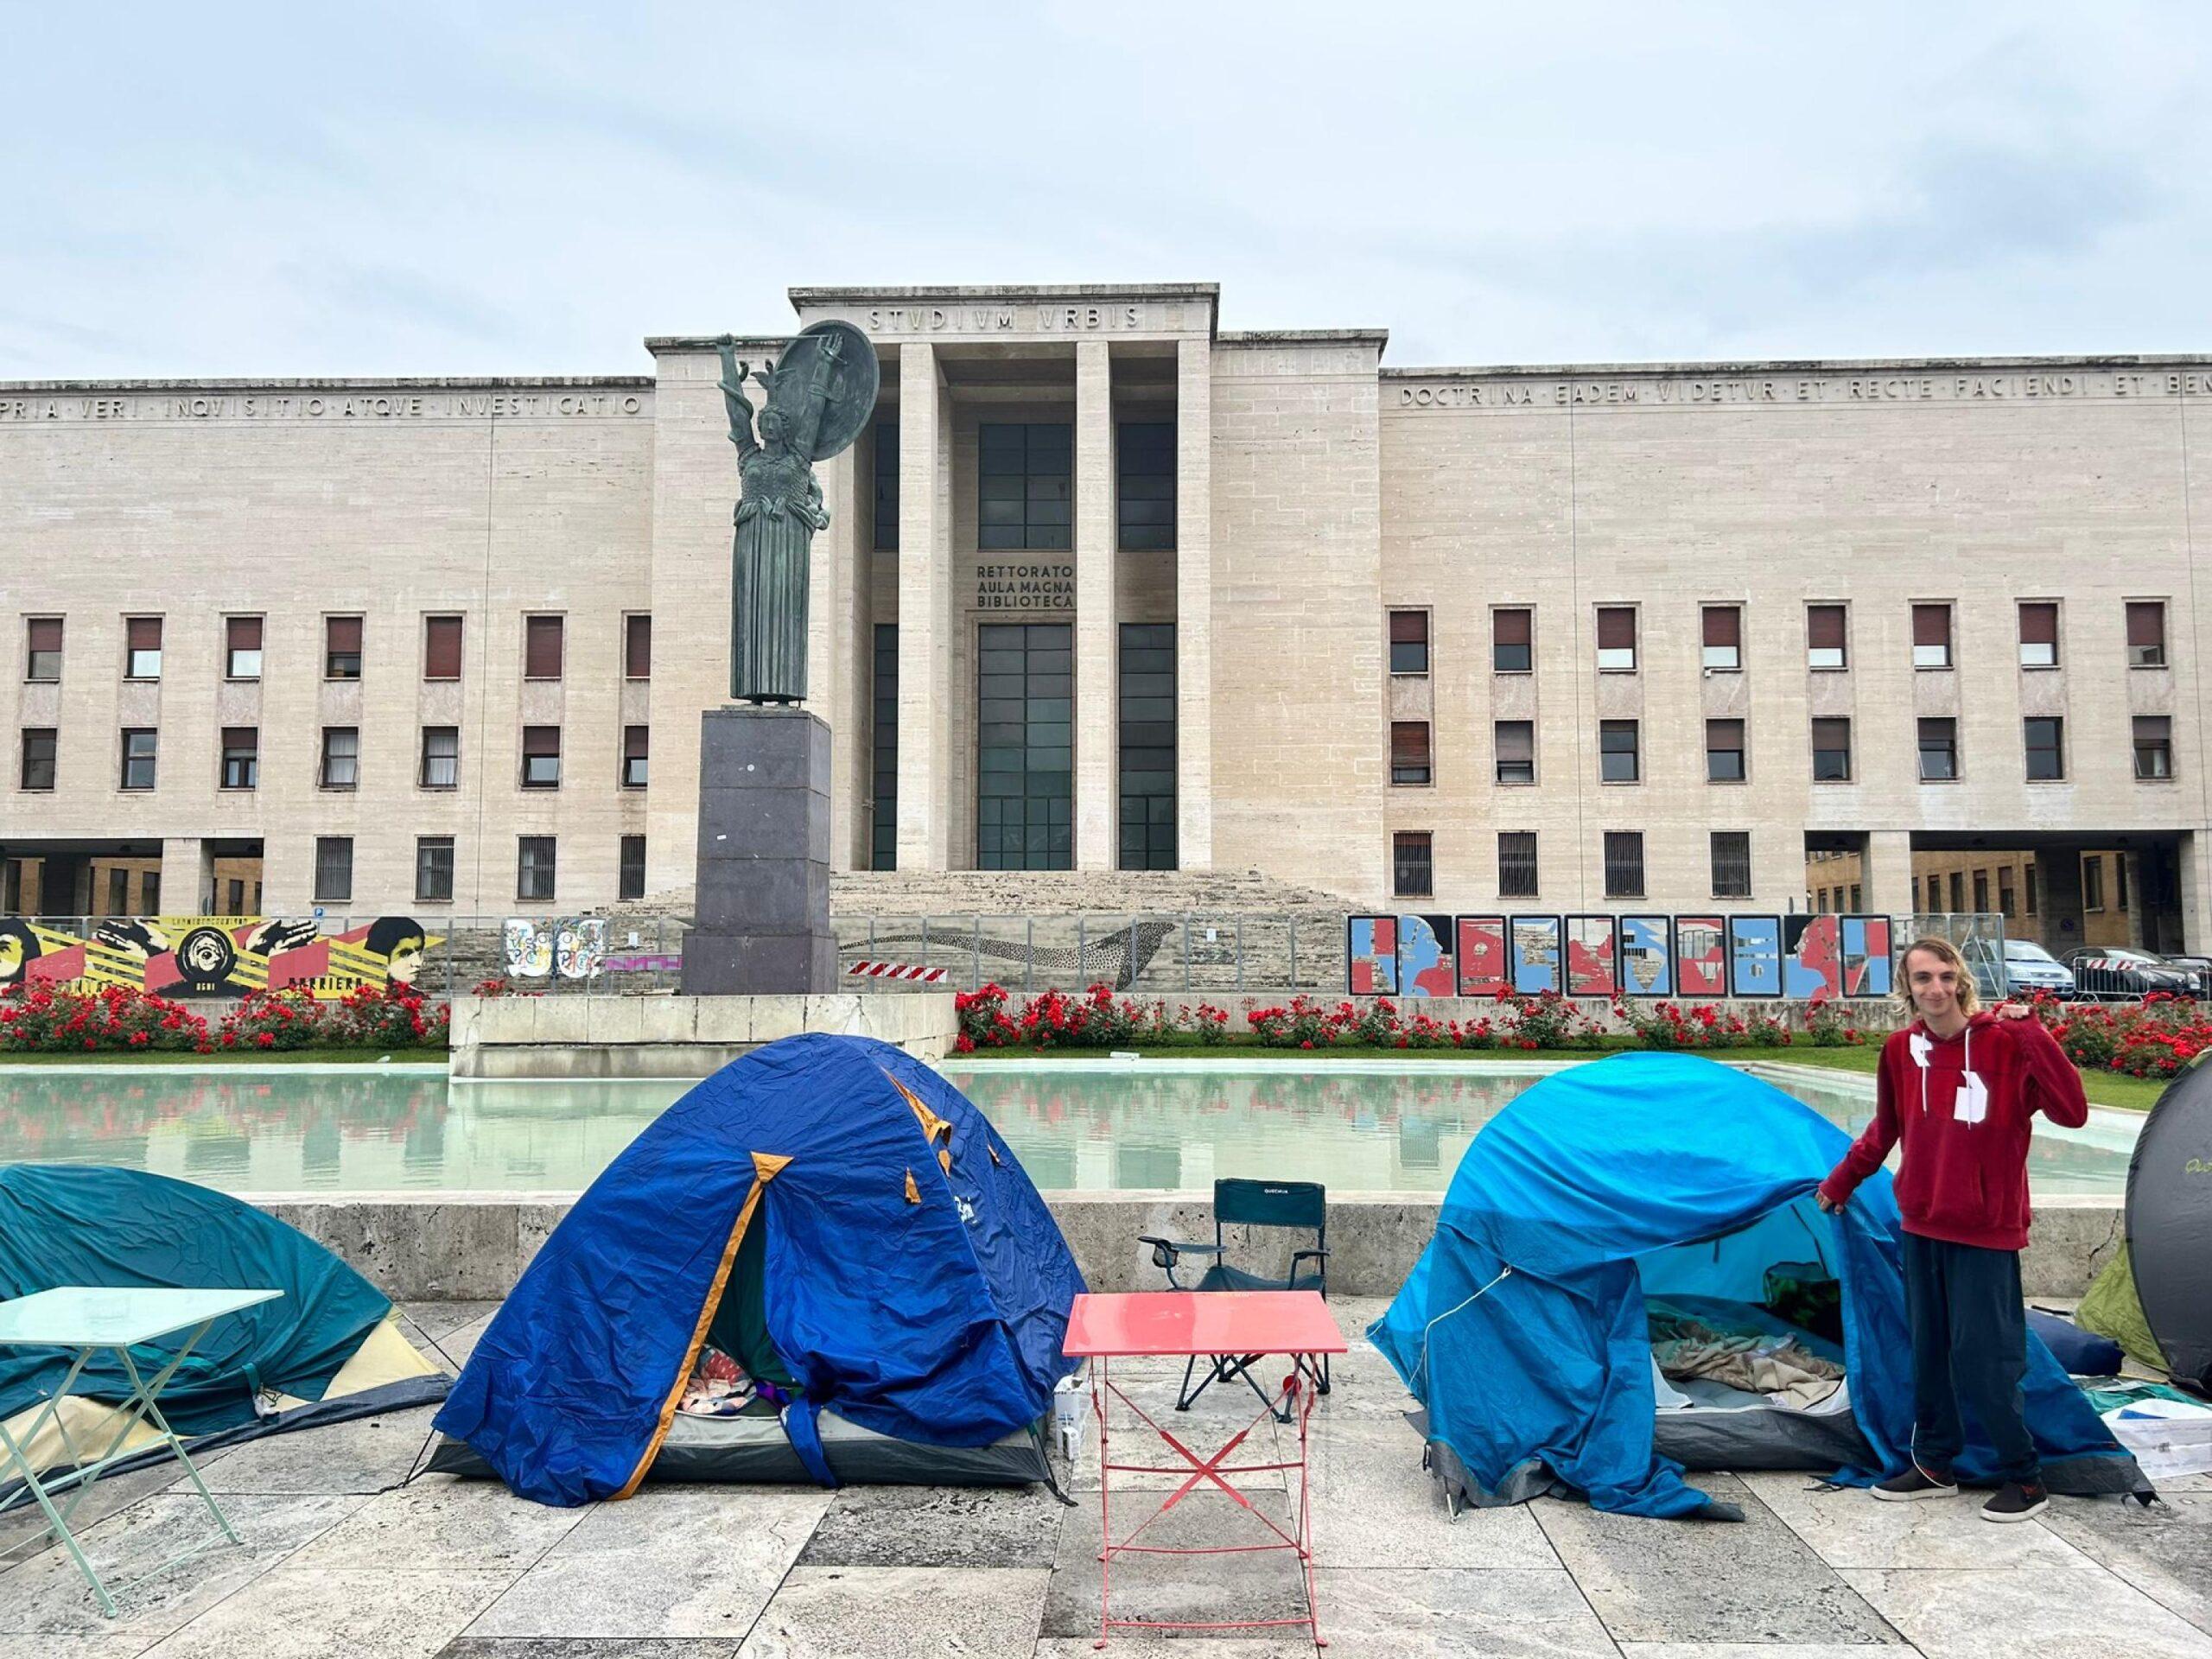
1494 721 1535 785
1911 603 1952 668
522 725 562 788
1812 717 1852 780
2133 715 2172 780
226 615 263 679
126 616 162 679
1492 607 1533 673
1705 718 1745 782
524 615 563 680
1917 718 1958 781
326 615 362 679
424 615 463 679
2018 601 2058 667
622 724 649 789
625 613 652 679
26 618 62 681
1389 720 1432 785
1596 607 1637 671
1701 605 1741 670
1807 605 1847 669
2127 601 2166 667
1388 610 1430 676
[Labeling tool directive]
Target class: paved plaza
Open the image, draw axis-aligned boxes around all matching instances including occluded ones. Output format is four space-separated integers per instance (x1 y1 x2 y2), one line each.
0 1298 2204 1658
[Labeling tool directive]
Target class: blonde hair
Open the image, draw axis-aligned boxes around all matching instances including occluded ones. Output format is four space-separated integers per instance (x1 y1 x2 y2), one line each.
1895 935 1980 1019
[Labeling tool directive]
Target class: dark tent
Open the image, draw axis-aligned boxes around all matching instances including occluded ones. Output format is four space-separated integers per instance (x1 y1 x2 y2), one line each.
2120 1057 2212 1391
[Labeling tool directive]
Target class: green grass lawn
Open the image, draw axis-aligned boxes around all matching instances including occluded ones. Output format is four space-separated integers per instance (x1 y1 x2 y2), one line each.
0 1047 447 1067
957 1037 2164 1112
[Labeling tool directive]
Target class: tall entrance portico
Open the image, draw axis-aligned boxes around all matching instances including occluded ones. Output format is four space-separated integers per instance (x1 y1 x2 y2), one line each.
786 286 1218 875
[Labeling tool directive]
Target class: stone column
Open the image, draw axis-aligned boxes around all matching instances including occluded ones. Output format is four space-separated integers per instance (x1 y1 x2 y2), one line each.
896 344 950 870
1174 336 1212 872
2037 845 2088 956
161 837 213 915
2178 832 2212 955
1074 340 1118 870
815 446 866 870
1863 830 1913 921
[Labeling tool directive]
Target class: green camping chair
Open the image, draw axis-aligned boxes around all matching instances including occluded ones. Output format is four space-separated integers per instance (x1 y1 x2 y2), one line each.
1140 1178 1332 1418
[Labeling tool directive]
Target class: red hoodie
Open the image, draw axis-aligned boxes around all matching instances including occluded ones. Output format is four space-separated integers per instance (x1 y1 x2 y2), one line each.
1818 1012 2088 1251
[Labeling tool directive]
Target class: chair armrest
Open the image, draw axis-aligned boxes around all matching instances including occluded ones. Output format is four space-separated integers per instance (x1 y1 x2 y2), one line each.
1289 1248 1332 1263
1136 1236 1225 1255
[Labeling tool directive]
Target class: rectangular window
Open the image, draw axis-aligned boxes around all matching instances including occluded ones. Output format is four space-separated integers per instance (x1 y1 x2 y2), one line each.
2018 601 2058 668
1851 882 1862 910
1923 873 1940 912
2127 601 2166 668
1912 602 1953 669
1390 720 1433 785
977 423 1071 550
1117 420 1176 551
873 421 899 551
1711 831 1751 899
1807 604 1847 669
1604 830 1645 899
1596 606 1637 671
1701 605 1741 671
420 726 459 790
1973 870 1989 913
226 878 245 912
977 622 1072 870
1388 609 1430 676
1599 719 1639 783
1812 717 1852 781
126 616 162 679
524 614 564 680
1999 869 2017 917
1393 832 1433 898
320 727 359 790
21 728 55 791
424 614 463 680
1492 607 1532 673
2083 855 2105 912
26 617 61 682
1918 717 1957 781
1497 831 1538 899
873 624 899 870
620 834 646 901
624 613 652 680
1705 718 1745 783
325 615 362 679
220 727 258 791
313 836 353 904
2024 716 2064 781
521 725 562 789
1118 622 1177 870
107 868 129 916
518 836 556 901
416 836 454 904
2135 715 2173 779
142 871 160 912
2025 865 2037 914
2118 854 2130 911
1940 869 1960 912
225 615 263 680
1495 721 1535 785
120 728 156 790
621 724 649 789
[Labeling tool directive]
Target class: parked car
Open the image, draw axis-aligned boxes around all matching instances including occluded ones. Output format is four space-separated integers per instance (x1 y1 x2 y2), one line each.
2158 955 2212 997
2061 946 2198 1002
1999 938 2076 1001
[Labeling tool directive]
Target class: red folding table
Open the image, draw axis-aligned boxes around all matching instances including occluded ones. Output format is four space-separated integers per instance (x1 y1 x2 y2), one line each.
1063 1289 1348 1649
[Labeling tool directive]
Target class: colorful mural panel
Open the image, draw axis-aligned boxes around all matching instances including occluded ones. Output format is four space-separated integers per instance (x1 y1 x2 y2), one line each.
1727 915 1783 997
1840 915 1895 998
1454 916 1510 997
1618 915 1674 997
1395 913 1456 998
1510 915 1563 995
503 918 608 981
0 916 440 999
1564 915 1619 997
1783 914 1844 1003
1346 916 1397 995
1675 916 1727 996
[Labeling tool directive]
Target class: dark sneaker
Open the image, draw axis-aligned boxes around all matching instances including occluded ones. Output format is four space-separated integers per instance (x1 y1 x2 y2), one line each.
1982 1481 2050 1522
1872 1464 1959 1501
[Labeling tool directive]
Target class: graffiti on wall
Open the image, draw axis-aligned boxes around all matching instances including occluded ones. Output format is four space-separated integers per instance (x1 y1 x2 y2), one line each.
502 918 609 981
1347 912 1896 1002
0 917 442 999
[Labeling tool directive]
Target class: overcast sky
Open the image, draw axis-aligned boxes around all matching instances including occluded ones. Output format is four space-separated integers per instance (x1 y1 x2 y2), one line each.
4 3 2205 379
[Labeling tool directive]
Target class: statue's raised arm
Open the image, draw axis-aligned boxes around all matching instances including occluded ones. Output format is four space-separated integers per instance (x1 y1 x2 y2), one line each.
715 336 759 460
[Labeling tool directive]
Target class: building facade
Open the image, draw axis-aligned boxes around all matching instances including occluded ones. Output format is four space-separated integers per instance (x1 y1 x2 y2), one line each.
4 283 2209 956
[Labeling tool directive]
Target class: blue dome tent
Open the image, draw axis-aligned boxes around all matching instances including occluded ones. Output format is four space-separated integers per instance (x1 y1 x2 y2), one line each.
432 1033 1086 1506
1369 1052 2149 1518
0 1166 448 1493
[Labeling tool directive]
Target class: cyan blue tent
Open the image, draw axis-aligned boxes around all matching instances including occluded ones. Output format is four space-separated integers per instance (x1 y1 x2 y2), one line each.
1369 1052 2148 1518
0 1165 448 1486
433 1033 1087 1507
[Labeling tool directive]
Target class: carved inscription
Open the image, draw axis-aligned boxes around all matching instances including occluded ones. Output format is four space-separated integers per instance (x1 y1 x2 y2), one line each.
1395 371 2212 410
858 304 1157 334
975 562 1076 611
0 391 647 422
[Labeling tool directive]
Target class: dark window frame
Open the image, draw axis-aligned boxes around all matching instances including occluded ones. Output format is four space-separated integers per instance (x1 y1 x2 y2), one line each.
1117 419 1176 552
523 614 564 682
420 726 460 790
26 617 62 683
1603 830 1645 899
619 834 647 901
319 726 359 791
621 724 649 790
415 836 455 904
1497 831 1539 899
1392 831 1433 899
423 614 464 680
1491 607 1533 674
2133 715 2173 780
119 728 157 791
1389 719 1433 786
1812 717 1853 782
312 836 353 905
1911 601 1954 670
1700 604 1742 671
2024 716 2065 782
521 725 563 790
1705 718 1745 783
1711 830 1752 899
1595 606 1637 673
873 420 899 552
1118 622 1177 870
1807 603 1848 670
20 727 56 791
1917 717 1958 782
1494 720 1535 786
325 614 363 680
2126 600 2167 668
125 616 162 681
977 422 1072 551
1388 609 1431 677
624 613 652 681
2018 601 2059 668
220 727 259 791
224 614 264 681
517 836 556 902
1599 719 1640 784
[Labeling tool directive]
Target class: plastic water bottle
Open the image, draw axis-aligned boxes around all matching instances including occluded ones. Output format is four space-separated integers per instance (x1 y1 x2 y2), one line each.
1052 1373 1086 1459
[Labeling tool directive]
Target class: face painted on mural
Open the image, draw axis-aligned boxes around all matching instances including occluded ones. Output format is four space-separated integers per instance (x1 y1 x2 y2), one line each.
0 920 37 985
365 917 428 986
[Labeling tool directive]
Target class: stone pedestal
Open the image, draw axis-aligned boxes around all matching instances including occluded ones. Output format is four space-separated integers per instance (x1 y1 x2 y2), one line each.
682 705 836 995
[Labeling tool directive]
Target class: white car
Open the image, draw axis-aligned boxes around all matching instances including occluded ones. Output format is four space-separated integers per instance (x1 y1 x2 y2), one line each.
1999 939 2076 1001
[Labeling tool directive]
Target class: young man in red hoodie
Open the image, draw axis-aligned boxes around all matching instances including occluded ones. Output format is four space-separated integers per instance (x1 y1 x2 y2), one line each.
1816 935 2088 1522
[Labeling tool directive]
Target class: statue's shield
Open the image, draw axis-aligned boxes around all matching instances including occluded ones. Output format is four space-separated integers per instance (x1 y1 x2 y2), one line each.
776 320 880 462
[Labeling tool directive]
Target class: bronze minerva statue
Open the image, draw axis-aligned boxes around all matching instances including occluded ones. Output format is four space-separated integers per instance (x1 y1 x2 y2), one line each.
713 321 879 704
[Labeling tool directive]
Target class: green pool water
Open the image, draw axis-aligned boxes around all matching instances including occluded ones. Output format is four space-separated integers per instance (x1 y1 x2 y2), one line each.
0 1058 2138 1197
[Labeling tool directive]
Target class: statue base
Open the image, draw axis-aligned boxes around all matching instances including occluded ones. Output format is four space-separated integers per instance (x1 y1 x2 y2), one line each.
681 705 836 996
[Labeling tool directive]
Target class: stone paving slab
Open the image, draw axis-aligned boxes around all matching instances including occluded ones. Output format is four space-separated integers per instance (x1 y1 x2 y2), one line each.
137 1565 513 1659
462 1489 823 1642
0 1453 229 1570
1041 1486 1313 1641
1842 1565 2212 1659
795 1484 1065 1569
2034 1491 2212 1637
0 1491 363 1639
734 1566 1047 1657
0 1638 164 1658
1534 1476 1906 1646
437 1641 741 1657
1313 1565 1619 1655
286 1478 589 1573
196 1406 441 1497
1304 1420 1560 1569
1739 1471 2096 1570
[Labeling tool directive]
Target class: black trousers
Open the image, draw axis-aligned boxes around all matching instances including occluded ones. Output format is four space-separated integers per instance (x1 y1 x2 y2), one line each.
1900 1233 2039 1484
